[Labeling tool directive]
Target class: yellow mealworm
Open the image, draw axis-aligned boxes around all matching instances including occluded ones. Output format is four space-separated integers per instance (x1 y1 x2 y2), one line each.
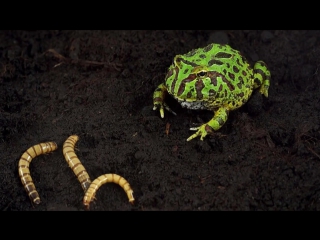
18 141 58 204
83 173 134 209
63 135 91 192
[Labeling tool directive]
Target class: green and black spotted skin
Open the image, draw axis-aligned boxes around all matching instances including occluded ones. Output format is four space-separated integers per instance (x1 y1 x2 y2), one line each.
153 43 271 141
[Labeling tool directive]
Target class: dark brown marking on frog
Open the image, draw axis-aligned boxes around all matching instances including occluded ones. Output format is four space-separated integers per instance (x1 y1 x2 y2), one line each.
218 84 223 92
170 66 180 94
223 69 227 75
254 69 268 83
215 52 232 58
153 97 164 103
236 58 243 67
233 66 239 73
217 116 225 126
228 72 235 81
203 44 214 52
165 82 170 91
207 71 228 87
195 80 205 100
237 83 242 89
239 76 244 85
222 75 235 91
180 58 199 67
226 63 230 68
208 89 216 97
242 70 247 76
205 124 214 133
199 54 206 59
254 78 262 86
208 59 223 66
258 61 266 67
186 91 193 99
237 92 244 98
209 74 217 86
183 68 189 74
177 73 197 96
166 69 173 79
185 49 197 57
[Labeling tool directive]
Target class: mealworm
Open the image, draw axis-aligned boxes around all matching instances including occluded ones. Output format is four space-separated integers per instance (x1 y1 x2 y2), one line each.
18 141 58 204
63 135 91 192
83 173 134 209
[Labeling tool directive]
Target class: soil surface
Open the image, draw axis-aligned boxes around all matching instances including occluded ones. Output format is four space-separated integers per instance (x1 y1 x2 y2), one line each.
1 30 320 211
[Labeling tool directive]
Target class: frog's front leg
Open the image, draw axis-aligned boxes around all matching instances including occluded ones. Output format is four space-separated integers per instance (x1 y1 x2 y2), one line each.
153 83 176 118
187 107 229 141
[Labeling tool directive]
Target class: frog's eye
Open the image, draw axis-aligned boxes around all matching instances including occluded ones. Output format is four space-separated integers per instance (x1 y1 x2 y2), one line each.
197 71 207 77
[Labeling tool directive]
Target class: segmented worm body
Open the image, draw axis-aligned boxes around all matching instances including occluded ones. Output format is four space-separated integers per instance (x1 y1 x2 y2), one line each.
63 135 91 192
83 174 134 209
18 141 58 204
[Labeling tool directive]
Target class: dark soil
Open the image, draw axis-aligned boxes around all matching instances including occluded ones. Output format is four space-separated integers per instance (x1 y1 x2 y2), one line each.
1 30 320 211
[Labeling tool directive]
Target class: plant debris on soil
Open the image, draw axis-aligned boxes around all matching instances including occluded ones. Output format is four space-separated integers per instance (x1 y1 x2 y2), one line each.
1 30 320 211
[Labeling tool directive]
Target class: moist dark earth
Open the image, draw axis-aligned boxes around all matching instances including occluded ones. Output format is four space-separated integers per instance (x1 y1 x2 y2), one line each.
1 30 320 211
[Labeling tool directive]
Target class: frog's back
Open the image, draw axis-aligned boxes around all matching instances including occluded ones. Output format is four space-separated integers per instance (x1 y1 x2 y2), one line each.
181 43 255 110
183 43 253 83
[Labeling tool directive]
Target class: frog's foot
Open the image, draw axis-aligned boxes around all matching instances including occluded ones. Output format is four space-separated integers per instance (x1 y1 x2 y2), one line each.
253 60 271 98
153 83 177 118
259 84 269 98
153 102 176 118
187 107 228 141
187 124 212 141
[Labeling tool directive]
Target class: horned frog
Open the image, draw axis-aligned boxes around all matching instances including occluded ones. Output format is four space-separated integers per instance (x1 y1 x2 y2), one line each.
153 43 271 141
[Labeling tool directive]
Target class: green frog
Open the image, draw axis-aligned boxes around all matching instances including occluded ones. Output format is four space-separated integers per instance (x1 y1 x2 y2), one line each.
153 43 271 141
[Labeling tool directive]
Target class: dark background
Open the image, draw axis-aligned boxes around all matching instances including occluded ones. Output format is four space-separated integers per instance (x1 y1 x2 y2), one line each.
1 30 319 211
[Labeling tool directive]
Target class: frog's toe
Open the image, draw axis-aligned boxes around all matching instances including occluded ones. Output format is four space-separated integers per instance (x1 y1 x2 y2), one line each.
189 126 200 131
159 108 164 118
153 104 165 118
259 84 269 98
153 103 176 118
187 131 201 141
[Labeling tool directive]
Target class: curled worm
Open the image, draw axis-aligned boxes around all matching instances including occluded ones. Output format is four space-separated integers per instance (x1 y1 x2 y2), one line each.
63 135 91 192
83 173 134 209
18 141 58 204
